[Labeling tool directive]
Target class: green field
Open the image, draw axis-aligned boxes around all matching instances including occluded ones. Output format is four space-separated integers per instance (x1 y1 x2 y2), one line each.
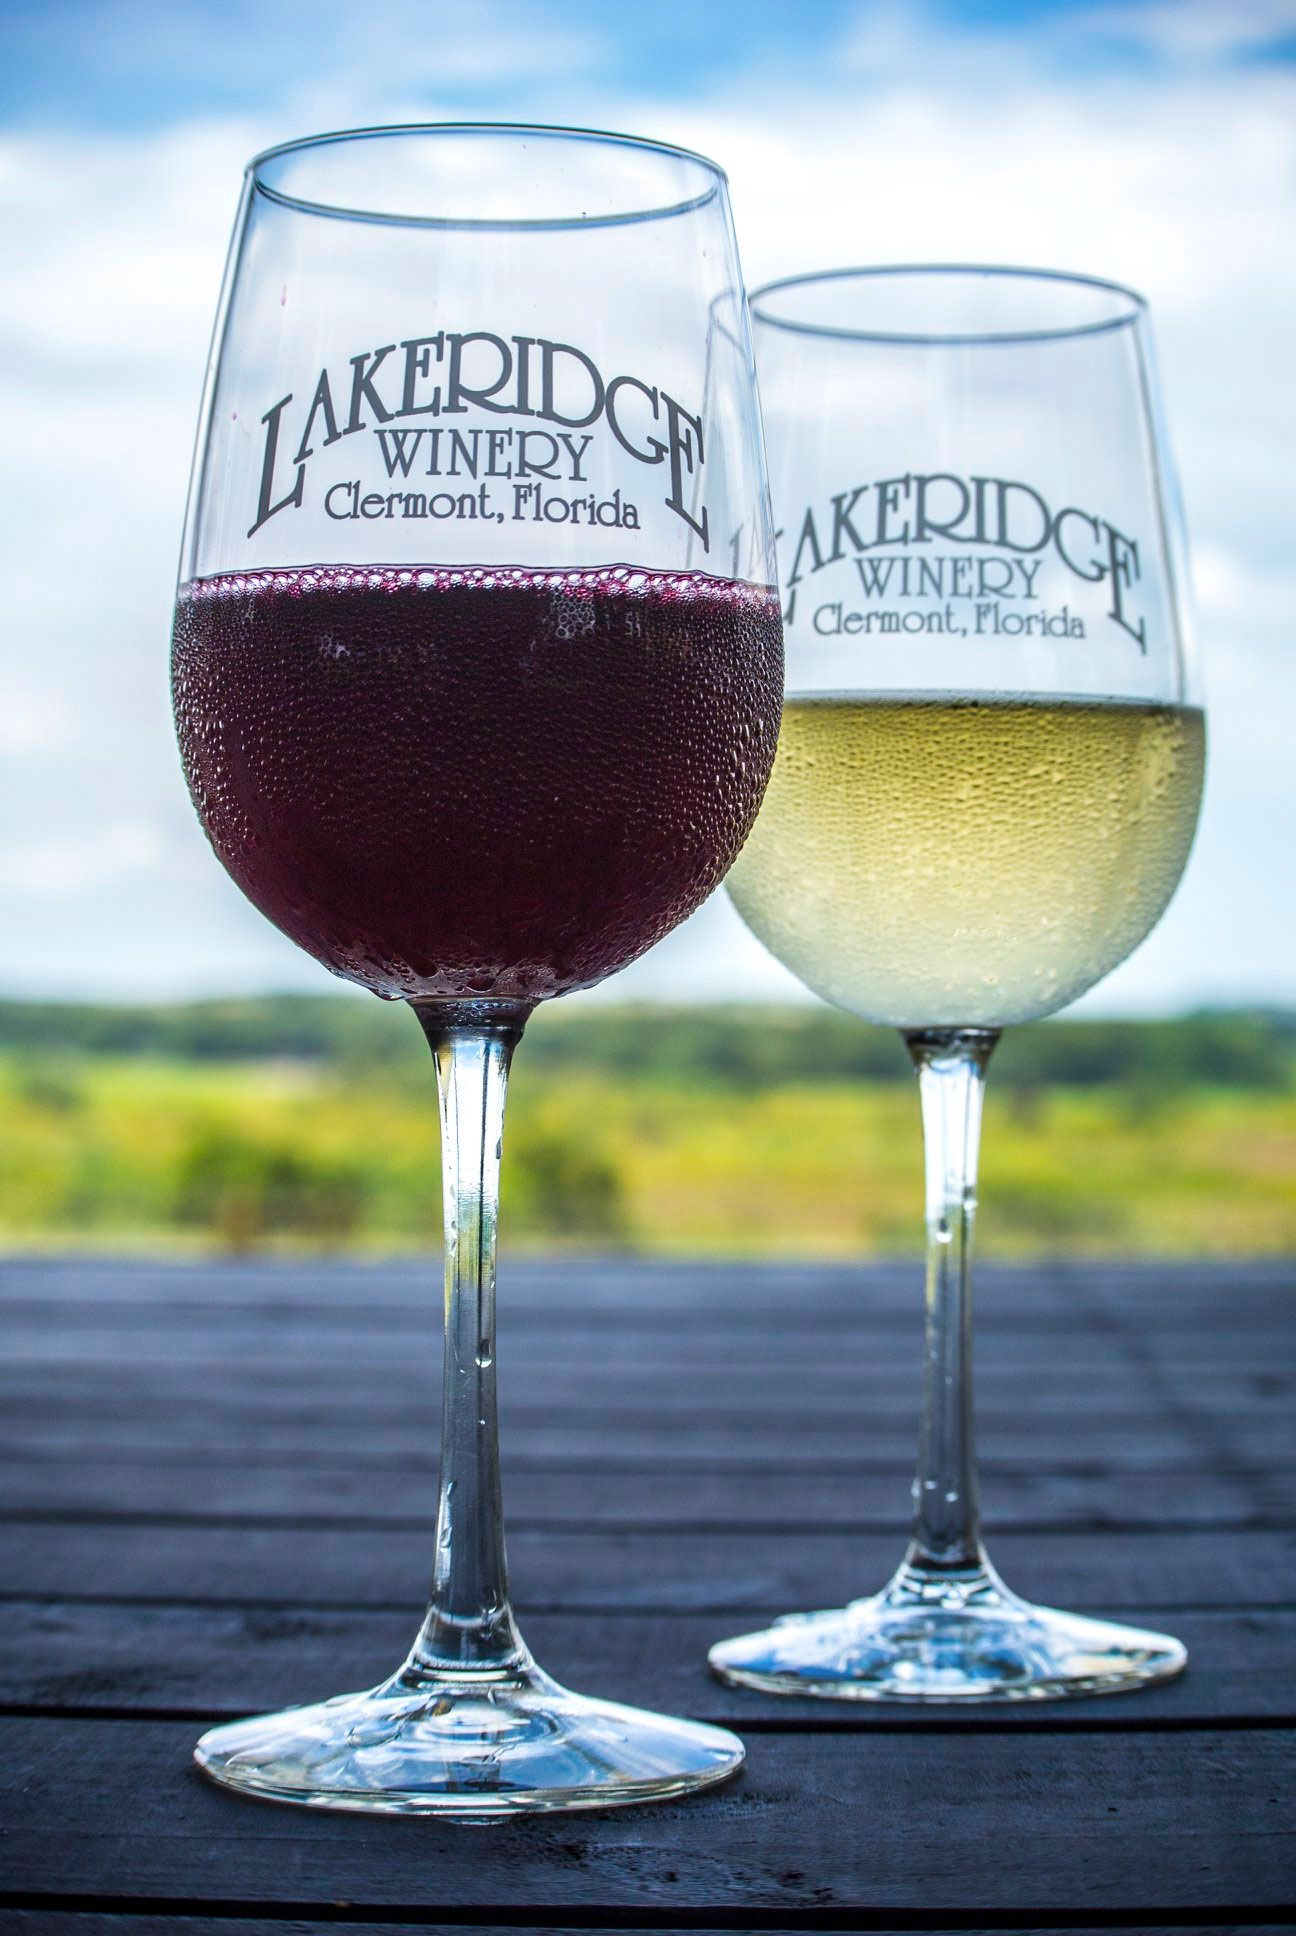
1 999 1293 1257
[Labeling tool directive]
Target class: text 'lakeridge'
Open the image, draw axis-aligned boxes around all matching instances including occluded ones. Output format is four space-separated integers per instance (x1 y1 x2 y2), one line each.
247 331 709 548
784 472 1148 646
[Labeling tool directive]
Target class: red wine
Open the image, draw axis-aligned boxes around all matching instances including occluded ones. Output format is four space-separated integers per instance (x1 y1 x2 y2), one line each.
172 564 782 1003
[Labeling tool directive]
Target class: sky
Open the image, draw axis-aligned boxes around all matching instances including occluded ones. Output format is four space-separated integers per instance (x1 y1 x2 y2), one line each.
1 0 1293 1013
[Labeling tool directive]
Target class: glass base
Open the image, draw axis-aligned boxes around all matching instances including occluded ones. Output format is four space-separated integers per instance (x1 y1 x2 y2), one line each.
194 1661 744 1820
708 1559 1187 1702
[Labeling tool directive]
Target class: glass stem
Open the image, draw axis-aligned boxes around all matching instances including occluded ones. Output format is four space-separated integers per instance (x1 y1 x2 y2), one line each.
901 1027 1000 1578
405 1000 532 1680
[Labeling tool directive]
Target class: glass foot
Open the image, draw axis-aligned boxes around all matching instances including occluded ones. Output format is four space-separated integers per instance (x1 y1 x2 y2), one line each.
708 1560 1187 1702
195 1661 744 1819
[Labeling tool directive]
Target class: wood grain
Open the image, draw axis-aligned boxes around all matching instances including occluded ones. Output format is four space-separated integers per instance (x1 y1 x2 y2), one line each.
1 1718 1292 1913
1 1257 1291 1929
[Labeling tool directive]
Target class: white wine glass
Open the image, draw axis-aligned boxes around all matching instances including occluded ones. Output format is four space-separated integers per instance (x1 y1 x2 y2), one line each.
173 124 781 1812
712 265 1205 1700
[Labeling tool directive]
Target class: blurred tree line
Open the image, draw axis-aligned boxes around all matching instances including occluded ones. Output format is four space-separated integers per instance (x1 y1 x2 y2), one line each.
1 1000 1292 1257
1 996 1292 1090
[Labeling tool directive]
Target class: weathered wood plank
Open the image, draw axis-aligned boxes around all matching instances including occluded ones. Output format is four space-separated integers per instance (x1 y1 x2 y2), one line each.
6 1307 1292 1382
9 1327 1277 1397
2 1522 1292 1612
3 1923 1286 1936
3 1414 1285 1470
12 1355 1285 1445
0 1719 1291 1912
5 1367 1288 1464
3 1458 1283 1528
3 1601 1291 1728
0 1924 906 1936
0 1257 1292 1925
4 1294 1292 1358
3 1350 1288 1448
3 1256 1290 1318
12 1923 1279 1936
3 1358 1240 1418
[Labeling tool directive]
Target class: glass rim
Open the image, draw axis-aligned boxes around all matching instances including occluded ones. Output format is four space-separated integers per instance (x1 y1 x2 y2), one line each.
750 264 1148 346
246 121 727 231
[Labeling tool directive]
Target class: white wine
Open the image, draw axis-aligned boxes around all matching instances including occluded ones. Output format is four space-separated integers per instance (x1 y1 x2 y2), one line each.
727 693 1205 1028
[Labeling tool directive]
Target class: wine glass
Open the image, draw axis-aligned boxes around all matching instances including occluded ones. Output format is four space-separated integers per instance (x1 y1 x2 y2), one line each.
711 265 1204 1701
172 124 781 1813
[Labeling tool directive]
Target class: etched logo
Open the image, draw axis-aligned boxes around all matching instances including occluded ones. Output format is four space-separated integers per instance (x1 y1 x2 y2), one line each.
247 330 710 550
781 472 1148 649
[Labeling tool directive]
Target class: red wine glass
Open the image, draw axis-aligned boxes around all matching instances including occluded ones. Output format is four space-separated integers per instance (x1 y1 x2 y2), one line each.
173 123 781 1817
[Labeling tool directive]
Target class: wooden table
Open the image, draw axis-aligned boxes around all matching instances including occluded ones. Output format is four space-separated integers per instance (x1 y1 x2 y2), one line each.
1 1254 1292 1930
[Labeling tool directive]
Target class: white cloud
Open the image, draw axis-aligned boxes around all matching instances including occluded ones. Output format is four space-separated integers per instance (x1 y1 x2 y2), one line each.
0 822 169 896
2 0 1293 1006
0 689 79 755
1194 544 1296 642
1072 0 1296 63
0 125 246 409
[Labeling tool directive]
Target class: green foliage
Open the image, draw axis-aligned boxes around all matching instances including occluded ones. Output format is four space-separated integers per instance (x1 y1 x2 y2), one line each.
0 995 1292 1092
173 1125 365 1252
504 1105 630 1245
0 1000 1292 1258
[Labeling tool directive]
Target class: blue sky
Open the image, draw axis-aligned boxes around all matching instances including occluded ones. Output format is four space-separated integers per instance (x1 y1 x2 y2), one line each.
13 0 1293 133
2 0 1294 1011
